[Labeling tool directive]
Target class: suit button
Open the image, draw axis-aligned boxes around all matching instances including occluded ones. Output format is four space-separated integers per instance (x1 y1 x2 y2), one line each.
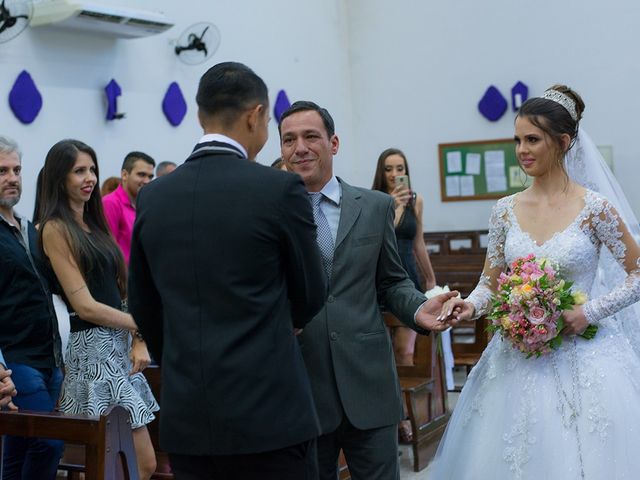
327 295 335 303
330 332 338 340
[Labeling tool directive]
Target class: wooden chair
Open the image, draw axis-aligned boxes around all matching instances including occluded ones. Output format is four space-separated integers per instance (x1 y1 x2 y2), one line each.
0 405 138 480
384 312 450 472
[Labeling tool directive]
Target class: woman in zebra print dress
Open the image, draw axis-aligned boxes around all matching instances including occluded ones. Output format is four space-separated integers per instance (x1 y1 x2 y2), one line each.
38 139 159 479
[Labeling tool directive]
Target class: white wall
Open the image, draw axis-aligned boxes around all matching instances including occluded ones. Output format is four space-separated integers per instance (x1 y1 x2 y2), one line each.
2 0 639 232
346 0 640 231
1 0 355 218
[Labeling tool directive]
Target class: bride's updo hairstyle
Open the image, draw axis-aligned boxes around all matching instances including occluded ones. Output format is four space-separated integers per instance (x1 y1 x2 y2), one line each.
517 84 586 156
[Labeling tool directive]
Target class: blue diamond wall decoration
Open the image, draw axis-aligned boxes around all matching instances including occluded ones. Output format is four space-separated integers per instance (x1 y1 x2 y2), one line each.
273 90 291 123
9 70 43 125
478 85 507 122
162 82 187 127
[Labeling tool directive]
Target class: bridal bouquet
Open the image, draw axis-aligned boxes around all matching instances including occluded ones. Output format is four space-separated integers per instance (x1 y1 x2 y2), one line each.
487 254 598 358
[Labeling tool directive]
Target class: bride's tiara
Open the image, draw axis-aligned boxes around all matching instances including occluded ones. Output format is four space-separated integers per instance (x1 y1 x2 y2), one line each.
540 89 578 122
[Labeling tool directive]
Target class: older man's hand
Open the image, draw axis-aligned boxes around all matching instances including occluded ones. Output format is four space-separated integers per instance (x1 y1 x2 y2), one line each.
0 365 18 410
415 291 460 331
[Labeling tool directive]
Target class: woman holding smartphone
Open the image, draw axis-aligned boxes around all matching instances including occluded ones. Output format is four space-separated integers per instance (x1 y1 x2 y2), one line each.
372 147 437 441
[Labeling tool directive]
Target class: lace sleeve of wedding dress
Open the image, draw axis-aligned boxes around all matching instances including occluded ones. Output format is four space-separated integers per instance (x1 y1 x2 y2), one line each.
465 197 510 319
582 197 640 324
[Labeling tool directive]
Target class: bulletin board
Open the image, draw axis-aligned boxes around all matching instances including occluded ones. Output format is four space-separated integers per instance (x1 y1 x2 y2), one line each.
438 138 530 202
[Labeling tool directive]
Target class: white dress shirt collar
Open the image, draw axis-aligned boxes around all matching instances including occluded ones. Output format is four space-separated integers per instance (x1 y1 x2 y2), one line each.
318 176 341 206
198 133 248 159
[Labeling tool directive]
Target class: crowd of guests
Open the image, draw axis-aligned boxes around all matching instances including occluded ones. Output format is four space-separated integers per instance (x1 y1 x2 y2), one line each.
0 142 175 479
3 60 640 480
0 61 453 480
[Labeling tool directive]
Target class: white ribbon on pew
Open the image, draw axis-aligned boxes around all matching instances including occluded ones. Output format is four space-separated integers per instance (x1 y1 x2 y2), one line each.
425 285 457 391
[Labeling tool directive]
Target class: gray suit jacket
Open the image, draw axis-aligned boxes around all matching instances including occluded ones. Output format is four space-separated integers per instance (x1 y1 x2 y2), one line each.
299 178 427 433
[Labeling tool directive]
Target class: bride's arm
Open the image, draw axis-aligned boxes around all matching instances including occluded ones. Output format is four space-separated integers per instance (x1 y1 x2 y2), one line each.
442 199 509 321
583 199 640 323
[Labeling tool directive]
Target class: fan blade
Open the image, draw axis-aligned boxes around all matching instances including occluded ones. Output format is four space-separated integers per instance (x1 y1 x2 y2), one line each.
197 25 209 40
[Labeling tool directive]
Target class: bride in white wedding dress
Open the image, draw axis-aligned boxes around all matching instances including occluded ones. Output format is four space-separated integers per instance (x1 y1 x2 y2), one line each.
428 85 640 480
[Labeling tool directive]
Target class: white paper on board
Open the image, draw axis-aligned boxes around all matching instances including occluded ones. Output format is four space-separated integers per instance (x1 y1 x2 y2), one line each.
465 153 481 175
484 150 505 176
445 176 461 196
486 175 507 192
460 175 475 196
446 151 462 173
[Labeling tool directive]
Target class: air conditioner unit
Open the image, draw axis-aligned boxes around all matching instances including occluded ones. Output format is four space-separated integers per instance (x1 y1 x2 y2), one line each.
31 0 174 38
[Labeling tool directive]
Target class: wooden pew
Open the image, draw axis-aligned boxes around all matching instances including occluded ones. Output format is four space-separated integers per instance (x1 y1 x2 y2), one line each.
423 230 491 387
0 405 138 480
384 312 450 472
423 230 487 298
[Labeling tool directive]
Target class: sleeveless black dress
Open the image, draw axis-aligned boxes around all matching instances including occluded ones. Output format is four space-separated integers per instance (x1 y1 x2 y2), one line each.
56 236 159 429
395 199 421 291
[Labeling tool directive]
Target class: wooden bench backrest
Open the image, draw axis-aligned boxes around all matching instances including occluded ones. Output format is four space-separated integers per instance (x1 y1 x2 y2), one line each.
0 405 137 480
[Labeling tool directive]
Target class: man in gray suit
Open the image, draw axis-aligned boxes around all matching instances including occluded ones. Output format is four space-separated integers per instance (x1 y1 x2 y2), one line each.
279 101 456 480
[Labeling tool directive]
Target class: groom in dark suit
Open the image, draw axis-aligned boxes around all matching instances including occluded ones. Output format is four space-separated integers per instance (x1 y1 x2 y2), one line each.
279 101 456 480
128 63 327 479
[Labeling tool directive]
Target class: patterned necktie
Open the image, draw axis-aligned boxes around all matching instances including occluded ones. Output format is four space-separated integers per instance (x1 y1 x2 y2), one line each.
309 192 334 279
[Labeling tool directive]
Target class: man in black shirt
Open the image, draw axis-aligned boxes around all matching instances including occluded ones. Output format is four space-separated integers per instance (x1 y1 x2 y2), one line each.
0 136 63 479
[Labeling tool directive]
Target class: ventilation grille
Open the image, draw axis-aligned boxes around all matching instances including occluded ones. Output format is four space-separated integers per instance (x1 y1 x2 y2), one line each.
78 10 125 24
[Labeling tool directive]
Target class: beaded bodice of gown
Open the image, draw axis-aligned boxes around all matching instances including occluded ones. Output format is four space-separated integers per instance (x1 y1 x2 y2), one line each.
505 201 598 300
466 189 640 334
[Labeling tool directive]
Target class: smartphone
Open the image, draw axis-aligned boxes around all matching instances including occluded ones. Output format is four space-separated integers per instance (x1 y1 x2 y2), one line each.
395 175 410 190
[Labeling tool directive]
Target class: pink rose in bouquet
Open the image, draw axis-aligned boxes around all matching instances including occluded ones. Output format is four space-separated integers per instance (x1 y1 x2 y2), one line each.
526 305 548 325
488 254 597 358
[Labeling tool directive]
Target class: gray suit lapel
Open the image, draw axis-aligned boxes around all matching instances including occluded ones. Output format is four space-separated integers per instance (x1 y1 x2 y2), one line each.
335 179 361 250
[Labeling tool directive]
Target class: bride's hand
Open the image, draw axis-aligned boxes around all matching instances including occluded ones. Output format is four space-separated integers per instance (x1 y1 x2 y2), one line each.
562 305 589 336
437 298 474 326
